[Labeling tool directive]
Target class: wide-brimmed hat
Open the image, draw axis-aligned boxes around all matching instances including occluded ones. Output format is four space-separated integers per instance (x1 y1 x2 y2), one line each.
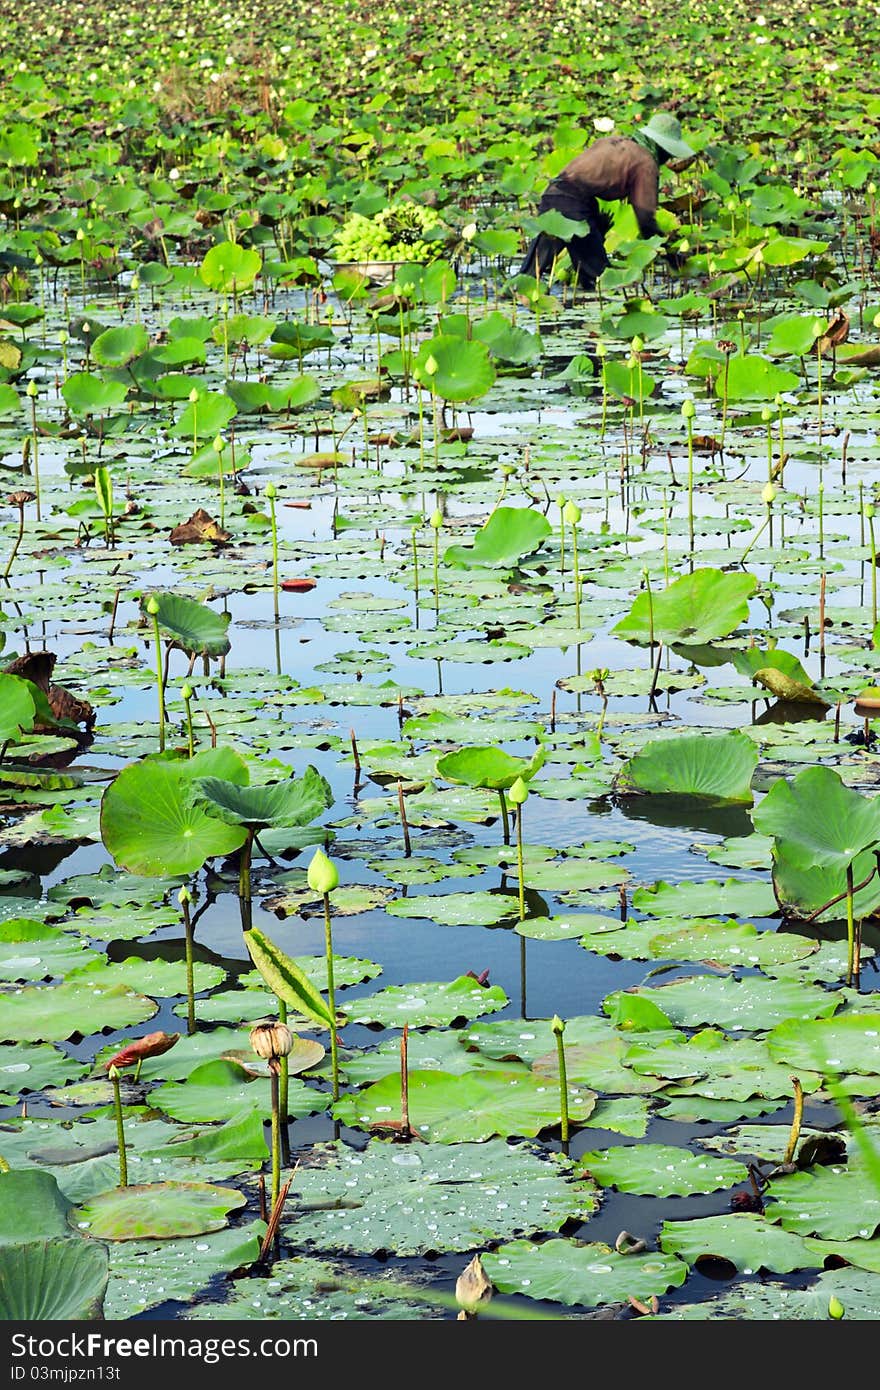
639 112 694 160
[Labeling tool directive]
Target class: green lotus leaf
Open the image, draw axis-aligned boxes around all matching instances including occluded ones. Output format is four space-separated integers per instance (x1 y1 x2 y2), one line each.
199 241 262 293
0 1040 89 1095
632 878 779 918
660 1213 819 1274
71 1182 247 1241
61 372 128 416
172 390 237 440
192 765 331 830
285 1139 597 1255
436 743 545 791
0 1238 108 1320
0 918 100 981
722 353 801 400
644 919 818 969
101 747 249 877
657 1268 880 1320
619 730 758 802
0 1169 73 1245
581 1142 746 1196
189 1254 431 1320
0 979 157 1043
334 1068 595 1141
753 765 880 871
385 891 519 926
607 974 837 1032
612 568 757 647
767 1013 880 1074
765 1163 880 1240
344 976 508 1029
444 506 552 571
483 1239 687 1307
625 1029 822 1101
244 926 334 1029
105 1222 265 1319
90 324 149 368
141 592 232 658
414 333 495 402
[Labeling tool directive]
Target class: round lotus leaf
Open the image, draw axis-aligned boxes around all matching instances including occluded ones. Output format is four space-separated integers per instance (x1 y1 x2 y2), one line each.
578 917 669 959
581 1142 746 1196
0 1238 109 1320
620 730 758 802
71 957 225 997
0 1170 73 1244
581 1096 650 1137
767 1013 880 1074
624 1031 823 1101
0 1041 88 1096
386 891 518 926
517 914 621 941
334 1068 594 1142
104 1222 265 1319
186 1256 433 1321
657 1096 780 1124
632 878 779 919
340 1031 526 1085
265 882 394 917
656 1268 880 1320
344 976 508 1029
804 1236 880 1273
696 1124 841 1163
535 1037 667 1096
611 568 757 648
660 1213 818 1274
71 1182 247 1241
46 865 182 908
0 979 158 1043
285 1140 598 1255
764 1164 880 1240
152 1058 318 1123
0 919 101 982
483 1238 687 1307
172 989 282 1026
646 919 817 969
615 975 838 1033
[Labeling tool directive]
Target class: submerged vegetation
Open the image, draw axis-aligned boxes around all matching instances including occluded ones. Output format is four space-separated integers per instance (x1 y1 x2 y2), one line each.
5 0 880 1322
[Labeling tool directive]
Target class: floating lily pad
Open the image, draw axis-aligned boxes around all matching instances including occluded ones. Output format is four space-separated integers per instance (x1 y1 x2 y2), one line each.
150 1058 264 1123
105 1222 266 1319
71 1182 247 1241
764 1164 880 1240
767 1013 880 1074
0 1169 73 1244
632 878 779 919
645 919 817 968
340 1031 524 1085
657 1267 880 1319
70 957 225 997
345 977 508 1028
285 1140 598 1255
386 891 519 926
483 1239 687 1307
0 920 100 982
334 1068 595 1141
0 1041 88 1095
625 1030 822 1101
660 1213 819 1274
609 974 837 1033
0 980 157 1042
188 1255 435 1321
0 1238 109 1320
580 1142 746 1196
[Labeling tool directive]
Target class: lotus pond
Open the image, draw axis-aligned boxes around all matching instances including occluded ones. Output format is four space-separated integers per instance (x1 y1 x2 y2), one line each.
7 0 880 1325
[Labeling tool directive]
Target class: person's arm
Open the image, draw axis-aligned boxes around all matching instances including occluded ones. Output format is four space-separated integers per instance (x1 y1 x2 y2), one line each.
629 153 662 239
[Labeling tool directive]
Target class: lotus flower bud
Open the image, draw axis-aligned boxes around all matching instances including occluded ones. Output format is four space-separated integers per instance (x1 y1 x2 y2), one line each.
181 682 193 701
681 399 696 420
265 482 277 500
828 1295 845 1319
429 509 443 530
423 354 438 377
761 406 773 423
867 504 876 521
508 775 528 806
551 1014 565 1036
26 381 37 398
177 885 191 905
762 483 776 506
250 1021 293 1073
146 595 159 615
308 847 339 895
188 387 199 403
563 500 581 526
213 435 224 452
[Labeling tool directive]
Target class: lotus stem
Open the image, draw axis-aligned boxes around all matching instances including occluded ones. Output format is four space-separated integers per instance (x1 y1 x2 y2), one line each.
552 1016 570 1153
239 828 255 931
270 1068 281 1209
867 505 877 629
181 682 195 757
26 385 41 522
109 1067 128 1187
277 997 290 1159
846 862 856 988
783 1076 804 1166
265 483 279 622
400 1023 410 1136
498 787 511 845
397 779 412 857
322 891 339 1102
179 887 196 1035
146 596 165 752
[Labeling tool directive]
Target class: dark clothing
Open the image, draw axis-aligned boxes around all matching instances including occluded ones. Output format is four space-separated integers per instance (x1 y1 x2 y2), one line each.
520 136 662 288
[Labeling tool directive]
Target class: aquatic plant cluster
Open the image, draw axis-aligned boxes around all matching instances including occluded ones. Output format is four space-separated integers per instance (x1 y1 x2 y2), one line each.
3 0 880 1322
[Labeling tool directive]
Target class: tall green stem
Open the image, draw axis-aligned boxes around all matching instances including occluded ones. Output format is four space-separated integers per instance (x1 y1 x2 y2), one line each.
846 863 856 988
323 892 339 1101
270 1069 281 1208
180 889 196 1035
552 1017 569 1153
110 1068 128 1187
147 598 165 752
